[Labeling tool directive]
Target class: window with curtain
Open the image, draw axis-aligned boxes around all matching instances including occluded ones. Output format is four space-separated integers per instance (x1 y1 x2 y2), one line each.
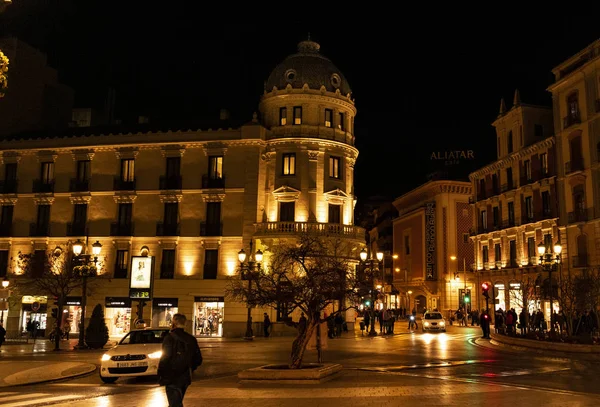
208 156 223 179
121 159 135 182
114 250 129 279
160 249 176 279
282 153 296 175
203 249 218 279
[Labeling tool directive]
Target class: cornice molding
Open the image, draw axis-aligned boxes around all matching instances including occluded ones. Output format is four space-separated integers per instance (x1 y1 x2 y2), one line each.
69 194 92 204
469 137 555 180
159 193 183 203
201 192 225 202
33 195 55 205
113 193 137 204
71 149 95 161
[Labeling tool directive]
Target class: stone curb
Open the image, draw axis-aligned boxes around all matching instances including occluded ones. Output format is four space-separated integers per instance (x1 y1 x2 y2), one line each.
490 333 600 353
0 363 97 388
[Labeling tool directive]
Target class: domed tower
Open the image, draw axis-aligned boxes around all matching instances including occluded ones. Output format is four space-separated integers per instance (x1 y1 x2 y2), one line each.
255 39 363 245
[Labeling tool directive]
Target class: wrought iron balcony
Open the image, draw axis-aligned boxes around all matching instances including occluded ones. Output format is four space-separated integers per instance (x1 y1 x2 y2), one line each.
29 222 50 237
113 265 128 279
563 113 581 128
201 175 225 189
572 254 588 268
565 160 584 174
66 222 87 236
159 175 182 190
200 222 222 236
160 265 175 279
156 222 180 236
69 178 90 192
110 222 134 236
254 222 365 240
113 176 136 191
0 179 17 194
568 208 588 223
32 179 54 193
500 182 514 193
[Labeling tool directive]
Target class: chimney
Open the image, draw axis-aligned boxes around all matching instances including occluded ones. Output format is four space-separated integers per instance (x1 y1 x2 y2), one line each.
219 109 230 120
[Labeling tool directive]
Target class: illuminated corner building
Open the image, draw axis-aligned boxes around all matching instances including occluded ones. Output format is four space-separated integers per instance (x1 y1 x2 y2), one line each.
391 180 473 315
0 39 364 339
469 90 558 317
548 38 600 273
0 37 74 137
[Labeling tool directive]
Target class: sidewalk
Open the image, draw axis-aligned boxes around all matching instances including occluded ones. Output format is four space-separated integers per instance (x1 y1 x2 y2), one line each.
0 338 116 355
0 360 97 387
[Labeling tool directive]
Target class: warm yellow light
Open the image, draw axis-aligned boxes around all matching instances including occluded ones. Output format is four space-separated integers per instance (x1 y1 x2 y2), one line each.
376 252 383 261
360 248 367 261
184 261 194 275
407 290 413 295
376 284 382 290
2 276 8 288
395 268 400 272
92 241 102 256
226 261 236 276
238 249 246 263
450 255 457 261
255 249 263 263
72 240 84 256
537 242 546 256
392 254 398 259
553 242 562 255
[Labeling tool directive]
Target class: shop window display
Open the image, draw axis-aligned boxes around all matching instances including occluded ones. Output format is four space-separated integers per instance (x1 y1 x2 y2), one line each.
194 297 224 337
152 298 178 328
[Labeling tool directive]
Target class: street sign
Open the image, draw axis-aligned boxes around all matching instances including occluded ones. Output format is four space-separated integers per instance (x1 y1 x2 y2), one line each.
0 300 7 311
31 301 40 312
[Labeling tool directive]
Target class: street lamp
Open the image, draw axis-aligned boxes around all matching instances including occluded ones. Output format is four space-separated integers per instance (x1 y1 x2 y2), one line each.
238 240 263 341
73 239 102 350
538 240 561 336
407 290 413 313
360 248 381 336
1 276 9 325
451 255 468 310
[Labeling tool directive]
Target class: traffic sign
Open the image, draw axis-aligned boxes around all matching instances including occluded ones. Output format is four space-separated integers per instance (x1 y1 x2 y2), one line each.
31 301 40 312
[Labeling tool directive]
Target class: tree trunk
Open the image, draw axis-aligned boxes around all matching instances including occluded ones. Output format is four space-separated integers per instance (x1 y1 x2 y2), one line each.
289 320 318 369
55 300 64 351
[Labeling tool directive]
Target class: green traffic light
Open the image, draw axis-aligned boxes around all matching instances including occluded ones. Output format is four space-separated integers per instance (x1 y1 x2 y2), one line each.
464 297 470 303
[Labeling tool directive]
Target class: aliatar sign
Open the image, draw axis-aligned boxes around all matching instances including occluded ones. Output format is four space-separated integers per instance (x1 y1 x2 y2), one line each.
430 150 475 166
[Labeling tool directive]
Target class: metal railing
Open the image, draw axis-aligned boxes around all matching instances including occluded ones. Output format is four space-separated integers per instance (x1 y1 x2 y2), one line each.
159 175 182 190
110 222 134 236
201 175 225 189
563 113 581 128
156 222 180 236
113 177 136 191
254 222 365 239
29 223 50 236
565 160 584 174
200 222 222 236
66 222 87 236
69 178 90 192
0 179 17 194
32 179 54 193
572 254 588 268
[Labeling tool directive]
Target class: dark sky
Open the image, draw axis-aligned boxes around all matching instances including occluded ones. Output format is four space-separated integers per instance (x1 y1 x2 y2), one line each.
1 2 599 202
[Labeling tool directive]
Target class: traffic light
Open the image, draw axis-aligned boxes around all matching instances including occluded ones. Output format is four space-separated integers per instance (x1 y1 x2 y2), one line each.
481 282 490 299
51 307 58 318
464 294 470 303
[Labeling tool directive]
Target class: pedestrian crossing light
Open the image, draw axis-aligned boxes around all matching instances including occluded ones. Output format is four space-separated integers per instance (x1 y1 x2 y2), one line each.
481 282 490 299
464 295 470 303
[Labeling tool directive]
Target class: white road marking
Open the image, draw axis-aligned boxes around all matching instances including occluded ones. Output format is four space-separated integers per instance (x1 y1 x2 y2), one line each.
0 393 50 402
0 394 81 407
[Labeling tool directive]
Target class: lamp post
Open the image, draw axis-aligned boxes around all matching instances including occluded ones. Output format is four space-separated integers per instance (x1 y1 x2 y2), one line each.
73 238 102 350
376 251 385 312
1 276 9 325
538 240 561 336
360 248 381 336
407 290 413 313
238 240 263 341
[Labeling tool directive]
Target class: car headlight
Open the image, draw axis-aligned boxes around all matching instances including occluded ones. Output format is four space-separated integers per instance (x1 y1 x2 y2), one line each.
101 354 111 361
440 321 445 326
424 322 429 327
148 351 163 359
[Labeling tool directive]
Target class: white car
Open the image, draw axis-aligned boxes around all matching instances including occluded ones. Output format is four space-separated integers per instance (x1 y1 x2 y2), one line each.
99 327 170 383
422 311 446 332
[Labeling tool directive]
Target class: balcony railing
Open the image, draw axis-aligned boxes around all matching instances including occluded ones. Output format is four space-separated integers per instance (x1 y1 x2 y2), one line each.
113 266 128 279
0 179 17 194
0 223 11 237
521 213 535 224
156 222 180 236
565 160 584 174
110 222 134 236
500 219 516 229
29 223 50 237
32 179 54 193
160 265 175 279
69 178 90 192
159 175 182 190
500 182 515 193
200 222 223 236
563 113 581 128
113 177 136 191
254 222 365 239
66 222 87 236
572 254 588 268
201 175 225 189
568 208 588 223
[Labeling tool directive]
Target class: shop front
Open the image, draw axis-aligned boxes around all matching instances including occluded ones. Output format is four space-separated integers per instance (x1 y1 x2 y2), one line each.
105 297 132 337
61 297 82 335
21 296 48 337
152 298 178 328
193 296 224 337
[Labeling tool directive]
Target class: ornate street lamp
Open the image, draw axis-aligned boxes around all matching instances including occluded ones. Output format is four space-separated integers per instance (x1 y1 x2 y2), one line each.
238 240 263 340
1 276 9 325
73 239 102 350
538 240 561 336
360 247 381 336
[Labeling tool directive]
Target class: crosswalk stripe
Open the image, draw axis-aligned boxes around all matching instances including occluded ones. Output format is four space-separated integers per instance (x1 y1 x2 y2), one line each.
0 393 17 396
0 395 80 407
0 393 50 402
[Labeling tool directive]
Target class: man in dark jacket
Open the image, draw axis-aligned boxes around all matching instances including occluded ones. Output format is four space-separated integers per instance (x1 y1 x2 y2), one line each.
158 313 202 407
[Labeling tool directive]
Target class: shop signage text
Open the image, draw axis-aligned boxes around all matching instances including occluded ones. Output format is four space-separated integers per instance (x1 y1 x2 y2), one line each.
105 297 132 308
425 201 436 280
154 298 178 307
430 150 475 166
194 296 224 302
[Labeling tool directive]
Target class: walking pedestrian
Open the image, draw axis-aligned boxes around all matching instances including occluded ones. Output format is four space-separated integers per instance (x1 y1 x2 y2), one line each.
263 313 271 337
158 313 202 407
0 322 6 350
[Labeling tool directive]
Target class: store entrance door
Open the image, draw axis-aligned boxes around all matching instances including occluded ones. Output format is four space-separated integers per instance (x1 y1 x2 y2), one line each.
194 296 224 337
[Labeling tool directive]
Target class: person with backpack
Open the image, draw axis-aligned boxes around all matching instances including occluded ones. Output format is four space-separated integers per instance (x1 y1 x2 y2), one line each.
158 313 202 407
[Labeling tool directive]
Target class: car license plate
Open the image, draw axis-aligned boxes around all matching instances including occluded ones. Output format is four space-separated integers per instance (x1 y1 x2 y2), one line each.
116 362 147 368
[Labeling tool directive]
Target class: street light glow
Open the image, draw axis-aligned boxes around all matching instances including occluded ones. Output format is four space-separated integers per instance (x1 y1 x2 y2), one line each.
72 239 84 256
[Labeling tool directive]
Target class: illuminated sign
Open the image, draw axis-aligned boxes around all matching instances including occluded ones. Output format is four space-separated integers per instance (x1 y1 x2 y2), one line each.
430 150 475 166
130 256 152 289
425 201 436 280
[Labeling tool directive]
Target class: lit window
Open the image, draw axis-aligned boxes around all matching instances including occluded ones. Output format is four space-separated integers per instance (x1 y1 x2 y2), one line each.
279 107 287 126
329 156 340 179
338 112 345 130
324 109 333 128
283 153 295 175
293 106 302 125
209 156 223 179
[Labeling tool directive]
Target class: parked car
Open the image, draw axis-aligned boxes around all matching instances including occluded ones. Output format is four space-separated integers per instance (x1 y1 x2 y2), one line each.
421 311 446 332
99 327 170 383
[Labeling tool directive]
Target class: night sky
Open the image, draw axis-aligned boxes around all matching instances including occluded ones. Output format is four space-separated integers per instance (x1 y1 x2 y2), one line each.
1 2 599 202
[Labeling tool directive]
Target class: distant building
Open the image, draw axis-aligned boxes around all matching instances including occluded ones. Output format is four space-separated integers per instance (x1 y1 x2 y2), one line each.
392 180 473 315
71 108 108 128
0 37 74 136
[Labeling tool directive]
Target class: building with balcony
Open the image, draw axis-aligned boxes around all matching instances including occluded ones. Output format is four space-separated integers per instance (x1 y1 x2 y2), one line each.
469 91 558 318
391 180 473 317
548 38 600 272
0 39 364 338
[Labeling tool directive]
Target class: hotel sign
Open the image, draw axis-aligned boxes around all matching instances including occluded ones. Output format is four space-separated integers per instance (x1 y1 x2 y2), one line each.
129 256 154 300
425 201 436 280
430 150 475 166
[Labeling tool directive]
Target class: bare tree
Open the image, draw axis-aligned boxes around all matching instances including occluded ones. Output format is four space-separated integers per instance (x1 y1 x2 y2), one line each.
509 269 538 334
15 245 96 351
0 49 8 98
227 233 363 369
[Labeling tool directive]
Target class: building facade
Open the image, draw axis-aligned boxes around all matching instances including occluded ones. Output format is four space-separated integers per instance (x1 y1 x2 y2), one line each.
0 39 365 339
391 180 473 317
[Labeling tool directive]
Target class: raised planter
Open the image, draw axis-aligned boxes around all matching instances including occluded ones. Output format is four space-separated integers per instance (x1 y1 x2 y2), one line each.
490 333 600 353
238 363 343 385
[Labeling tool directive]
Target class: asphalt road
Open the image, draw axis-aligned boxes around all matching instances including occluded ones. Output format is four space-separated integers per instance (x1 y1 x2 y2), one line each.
1 325 600 406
